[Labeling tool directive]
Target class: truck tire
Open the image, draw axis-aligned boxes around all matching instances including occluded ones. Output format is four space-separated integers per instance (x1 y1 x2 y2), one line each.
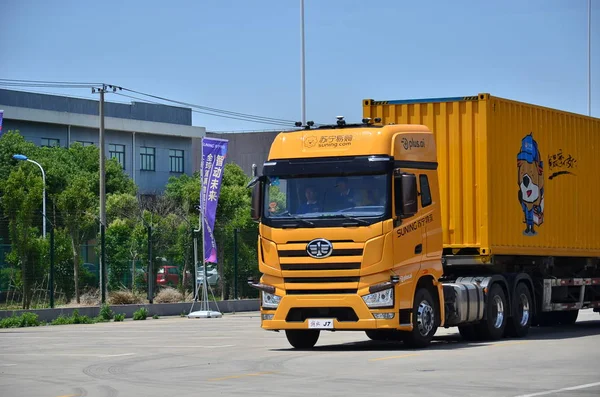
402 287 438 348
505 282 532 338
475 283 507 340
285 330 320 349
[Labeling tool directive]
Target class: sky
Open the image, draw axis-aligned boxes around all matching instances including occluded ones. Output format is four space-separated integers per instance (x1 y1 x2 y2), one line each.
1 0 598 132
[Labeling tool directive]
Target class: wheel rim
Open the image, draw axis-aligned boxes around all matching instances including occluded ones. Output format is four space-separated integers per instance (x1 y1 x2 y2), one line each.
519 293 530 327
492 295 505 329
417 300 435 336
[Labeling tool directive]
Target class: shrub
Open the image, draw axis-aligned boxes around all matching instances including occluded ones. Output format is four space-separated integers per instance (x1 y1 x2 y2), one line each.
154 287 183 304
152 314 159 319
99 303 114 321
0 312 42 328
133 307 149 320
79 288 101 306
114 313 125 322
50 309 96 325
109 289 145 305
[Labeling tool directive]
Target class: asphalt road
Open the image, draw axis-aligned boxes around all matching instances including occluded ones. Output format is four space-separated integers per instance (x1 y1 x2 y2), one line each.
1 309 599 397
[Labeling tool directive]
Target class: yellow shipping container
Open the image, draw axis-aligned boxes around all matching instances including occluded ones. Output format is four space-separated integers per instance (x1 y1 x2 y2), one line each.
363 94 600 257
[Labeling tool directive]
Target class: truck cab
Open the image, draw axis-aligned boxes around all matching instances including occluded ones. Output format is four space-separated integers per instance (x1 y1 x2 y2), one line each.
247 120 447 348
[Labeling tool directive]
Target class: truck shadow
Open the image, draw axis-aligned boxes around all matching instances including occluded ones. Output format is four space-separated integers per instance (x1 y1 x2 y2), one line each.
272 319 600 352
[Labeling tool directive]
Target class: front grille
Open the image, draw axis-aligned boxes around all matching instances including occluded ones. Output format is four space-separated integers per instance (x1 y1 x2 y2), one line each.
284 277 360 283
279 249 363 257
286 289 357 295
281 263 361 271
286 307 359 322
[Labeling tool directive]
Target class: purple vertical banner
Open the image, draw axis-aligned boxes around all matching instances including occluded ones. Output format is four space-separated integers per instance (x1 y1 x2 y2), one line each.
0 110 4 138
200 137 228 263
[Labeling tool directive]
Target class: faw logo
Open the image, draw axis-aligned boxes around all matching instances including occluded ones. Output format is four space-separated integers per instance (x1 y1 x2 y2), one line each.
402 137 426 150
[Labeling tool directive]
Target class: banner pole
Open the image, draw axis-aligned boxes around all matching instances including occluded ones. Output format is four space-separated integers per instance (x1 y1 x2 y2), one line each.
189 136 227 319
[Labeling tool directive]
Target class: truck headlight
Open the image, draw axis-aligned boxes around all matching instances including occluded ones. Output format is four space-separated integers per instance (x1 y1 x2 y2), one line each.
362 288 394 308
262 292 281 309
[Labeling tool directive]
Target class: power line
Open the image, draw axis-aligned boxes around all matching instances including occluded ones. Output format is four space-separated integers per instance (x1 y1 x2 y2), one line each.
0 78 101 86
118 86 299 124
0 78 311 126
114 92 296 127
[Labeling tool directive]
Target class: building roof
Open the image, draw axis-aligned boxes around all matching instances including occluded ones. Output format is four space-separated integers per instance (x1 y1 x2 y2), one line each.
0 88 205 138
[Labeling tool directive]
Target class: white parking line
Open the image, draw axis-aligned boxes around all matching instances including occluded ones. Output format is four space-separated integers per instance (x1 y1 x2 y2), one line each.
98 353 136 358
515 382 600 397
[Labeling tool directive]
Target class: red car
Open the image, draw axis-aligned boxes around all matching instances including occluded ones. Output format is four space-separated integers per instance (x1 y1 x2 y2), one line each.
156 266 192 287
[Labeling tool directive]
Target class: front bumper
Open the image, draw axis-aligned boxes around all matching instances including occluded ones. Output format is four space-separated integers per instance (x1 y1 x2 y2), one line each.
260 293 412 331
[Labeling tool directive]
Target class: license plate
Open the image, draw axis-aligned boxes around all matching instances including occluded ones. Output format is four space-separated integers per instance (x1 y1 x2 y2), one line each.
308 319 334 329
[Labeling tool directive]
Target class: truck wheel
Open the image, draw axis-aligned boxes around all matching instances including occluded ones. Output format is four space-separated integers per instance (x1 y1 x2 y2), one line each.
402 287 438 348
475 283 507 340
285 330 320 349
505 282 532 338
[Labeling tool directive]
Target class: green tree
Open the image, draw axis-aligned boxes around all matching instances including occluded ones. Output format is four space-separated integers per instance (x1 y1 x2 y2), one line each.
0 167 44 309
56 173 96 304
213 164 256 299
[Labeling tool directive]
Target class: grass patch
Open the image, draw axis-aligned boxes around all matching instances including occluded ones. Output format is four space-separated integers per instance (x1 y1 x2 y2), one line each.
109 289 145 305
0 312 42 328
154 287 183 303
51 309 96 325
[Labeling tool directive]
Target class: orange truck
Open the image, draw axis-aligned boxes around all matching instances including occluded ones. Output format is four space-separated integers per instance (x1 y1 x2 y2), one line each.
247 93 600 349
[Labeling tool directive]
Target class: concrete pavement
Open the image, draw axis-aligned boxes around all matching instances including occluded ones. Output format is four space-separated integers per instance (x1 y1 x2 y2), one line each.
1 309 599 397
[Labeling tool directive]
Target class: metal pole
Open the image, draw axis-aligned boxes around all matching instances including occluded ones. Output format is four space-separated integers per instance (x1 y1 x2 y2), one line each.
49 222 55 308
234 228 238 300
588 0 592 116
300 0 306 126
193 230 199 301
199 137 208 310
147 225 153 303
100 223 106 304
41 169 46 239
27 159 46 239
99 86 107 300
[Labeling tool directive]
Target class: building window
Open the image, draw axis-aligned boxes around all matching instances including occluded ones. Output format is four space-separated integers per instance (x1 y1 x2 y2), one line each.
140 146 155 171
41 138 60 147
169 149 184 173
74 140 94 147
109 144 126 169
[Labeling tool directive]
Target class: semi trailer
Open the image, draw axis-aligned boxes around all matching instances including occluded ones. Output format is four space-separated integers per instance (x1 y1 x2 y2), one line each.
247 93 600 349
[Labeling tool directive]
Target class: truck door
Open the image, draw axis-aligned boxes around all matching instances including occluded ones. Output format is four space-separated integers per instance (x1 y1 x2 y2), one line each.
393 169 424 278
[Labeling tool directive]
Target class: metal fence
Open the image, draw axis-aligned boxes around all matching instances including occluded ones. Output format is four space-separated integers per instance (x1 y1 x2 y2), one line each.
0 213 260 310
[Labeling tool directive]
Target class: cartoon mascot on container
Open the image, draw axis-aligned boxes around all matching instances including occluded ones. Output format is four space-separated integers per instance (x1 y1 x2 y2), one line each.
517 133 544 236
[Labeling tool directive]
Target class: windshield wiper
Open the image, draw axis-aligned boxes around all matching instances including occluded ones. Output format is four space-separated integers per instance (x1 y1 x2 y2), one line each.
318 213 371 226
275 211 316 227
337 214 371 226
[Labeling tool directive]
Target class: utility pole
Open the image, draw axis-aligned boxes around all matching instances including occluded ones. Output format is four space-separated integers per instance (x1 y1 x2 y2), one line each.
99 86 107 303
588 0 592 116
300 0 306 126
93 84 121 303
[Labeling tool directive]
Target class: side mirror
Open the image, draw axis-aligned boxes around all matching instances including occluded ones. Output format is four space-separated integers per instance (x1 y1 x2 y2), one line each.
395 173 418 218
247 176 264 221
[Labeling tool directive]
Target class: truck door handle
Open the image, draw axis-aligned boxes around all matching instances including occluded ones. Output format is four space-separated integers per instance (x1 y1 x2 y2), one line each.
415 244 422 254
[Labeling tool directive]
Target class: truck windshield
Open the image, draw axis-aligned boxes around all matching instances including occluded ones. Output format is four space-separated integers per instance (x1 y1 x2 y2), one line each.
264 174 389 222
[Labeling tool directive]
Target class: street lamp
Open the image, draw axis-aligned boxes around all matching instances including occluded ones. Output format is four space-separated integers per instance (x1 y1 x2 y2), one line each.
13 154 46 238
